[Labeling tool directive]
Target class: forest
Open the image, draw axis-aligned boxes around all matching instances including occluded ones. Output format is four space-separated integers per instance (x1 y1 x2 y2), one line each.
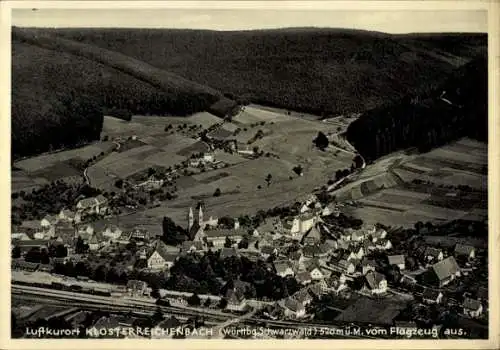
345 55 488 162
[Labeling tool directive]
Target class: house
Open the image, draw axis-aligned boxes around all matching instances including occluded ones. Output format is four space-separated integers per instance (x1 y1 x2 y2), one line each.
54 224 76 248
117 231 132 245
424 256 461 287
362 224 376 235
15 239 50 254
324 239 338 250
348 245 364 260
424 247 444 263
336 259 356 275
220 247 239 259
58 209 76 223
371 228 387 242
302 226 322 245
387 255 406 270
305 260 325 280
375 239 393 251
76 224 94 240
308 283 324 299
289 212 318 239
302 244 329 259
364 271 388 295
295 271 312 285
225 289 247 312
360 258 377 275
463 298 483 318
127 280 148 296
282 298 306 319
337 239 350 250
362 240 377 252
454 244 476 260
130 228 151 241
40 215 58 237
351 230 365 242
88 234 102 251
147 240 178 269
340 228 354 241
181 240 204 253
422 289 444 304
274 261 295 277
292 288 313 306
102 225 123 241
202 229 244 247
11 232 31 241
260 245 278 259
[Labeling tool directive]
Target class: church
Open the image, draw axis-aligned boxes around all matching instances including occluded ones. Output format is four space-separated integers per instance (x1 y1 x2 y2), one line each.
187 205 219 241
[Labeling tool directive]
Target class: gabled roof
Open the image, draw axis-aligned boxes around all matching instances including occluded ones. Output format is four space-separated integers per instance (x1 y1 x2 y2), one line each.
422 289 442 300
77 197 98 208
220 247 238 259
95 195 108 205
292 288 312 303
42 214 58 224
274 261 292 274
289 250 303 261
296 271 312 283
425 247 443 258
337 259 353 270
226 289 245 304
351 230 365 240
388 255 405 266
454 244 475 256
149 240 177 261
431 256 460 282
303 226 322 241
365 271 386 290
181 240 203 251
463 298 482 310
60 209 75 218
284 298 304 312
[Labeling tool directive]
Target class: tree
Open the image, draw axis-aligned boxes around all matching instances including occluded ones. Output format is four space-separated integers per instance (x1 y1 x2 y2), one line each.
55 245 68 258
218 297 228 309
237 236 249 249
265 174 272 187
75 236 87 254
12 246 21 259
292 165 303 176
114 179 124 189
213 188 221 197
151 287 161 299
313 131 329 150
224 237 233 248
204 298 212 307
153 306 164 322
187 293 201 306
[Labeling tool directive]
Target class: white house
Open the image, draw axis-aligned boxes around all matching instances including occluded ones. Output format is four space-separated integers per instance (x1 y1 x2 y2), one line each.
422 289 444 304
289 213 317 239
102 225 123 241
274 261 295 278
463 298 483 318
282 298 306 319
364 271 388 295
147 241 178 270
388 255 406 270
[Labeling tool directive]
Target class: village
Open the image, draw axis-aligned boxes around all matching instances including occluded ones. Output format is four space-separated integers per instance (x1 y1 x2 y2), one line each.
10 184 489 338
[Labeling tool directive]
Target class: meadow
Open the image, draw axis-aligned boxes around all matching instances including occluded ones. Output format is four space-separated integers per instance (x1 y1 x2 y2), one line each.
334 138 487 227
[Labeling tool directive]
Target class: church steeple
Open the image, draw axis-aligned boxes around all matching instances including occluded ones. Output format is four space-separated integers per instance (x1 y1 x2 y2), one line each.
188 207 194 231
198 205 204 225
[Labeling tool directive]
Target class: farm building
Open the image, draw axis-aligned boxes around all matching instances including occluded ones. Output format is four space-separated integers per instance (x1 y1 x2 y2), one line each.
454 244 476 260
422 289 443 304
147 240 178 270
463 298 483 318
422 256 461 287
364 271 388 295
274 261 295 278
387 255 406 270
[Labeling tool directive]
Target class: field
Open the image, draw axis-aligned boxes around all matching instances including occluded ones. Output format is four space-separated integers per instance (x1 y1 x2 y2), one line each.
12 142 116 192
334 138 487 227
81 106 355 226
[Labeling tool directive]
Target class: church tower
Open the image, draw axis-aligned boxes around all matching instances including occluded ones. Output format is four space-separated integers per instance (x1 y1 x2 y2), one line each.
188 207 194 231
198 205 204 225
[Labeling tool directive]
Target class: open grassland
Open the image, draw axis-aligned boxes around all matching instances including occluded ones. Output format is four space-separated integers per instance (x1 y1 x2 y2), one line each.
335 138 487 227
84 105 355 225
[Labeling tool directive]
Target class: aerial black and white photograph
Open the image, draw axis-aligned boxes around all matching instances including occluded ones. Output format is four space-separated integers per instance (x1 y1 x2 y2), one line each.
6 2 494 344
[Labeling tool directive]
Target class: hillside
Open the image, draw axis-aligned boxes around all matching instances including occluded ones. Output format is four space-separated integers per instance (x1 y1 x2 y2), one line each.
12 27 486 159
11 28 236 159
345 55 488 162
49 28 486 115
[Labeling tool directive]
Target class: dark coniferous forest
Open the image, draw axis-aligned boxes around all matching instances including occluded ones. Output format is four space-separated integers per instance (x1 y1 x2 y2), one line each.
345 55 488 162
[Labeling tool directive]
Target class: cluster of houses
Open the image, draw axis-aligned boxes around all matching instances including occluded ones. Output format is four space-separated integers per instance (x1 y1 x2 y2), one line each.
11 190 487 323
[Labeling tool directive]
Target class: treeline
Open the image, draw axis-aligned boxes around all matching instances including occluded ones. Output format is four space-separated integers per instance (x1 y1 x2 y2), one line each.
345 55 487 162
